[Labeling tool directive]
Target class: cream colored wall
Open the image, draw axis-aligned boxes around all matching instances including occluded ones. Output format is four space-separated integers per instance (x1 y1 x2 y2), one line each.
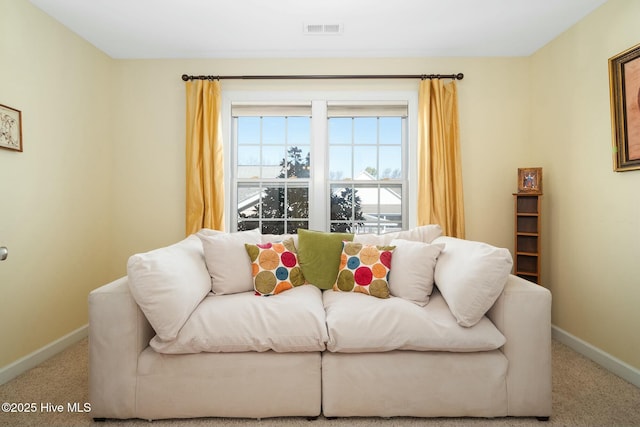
0 1 114 367
530 0 640 369
109 57 531 275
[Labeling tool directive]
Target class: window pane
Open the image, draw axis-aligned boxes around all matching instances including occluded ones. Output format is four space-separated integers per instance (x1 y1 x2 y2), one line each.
261 221 285 235
329 118 352 145
353 117 377 145
237 166 260 179
288 221 308 234
330 184 352 221
354 183 379 219
237 145 260 179
287 186 309 219
262 145 285 166
330 222 355 233
237 185 261 219
238 220 259 231
262 146 285 178
330 185 365 234
378 184 402 233
237 145 260 166
329 146 352 180
237 117 260 145
285 146 311 178
261 185 285 218
379 117 402 145
288 117 310 146
353 146 378 180
355 184 402 234
237 181 309 234
263 117 286 145
379 146 402 179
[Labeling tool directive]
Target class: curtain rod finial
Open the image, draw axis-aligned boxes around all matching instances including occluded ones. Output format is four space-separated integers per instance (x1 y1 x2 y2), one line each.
456 73 464 80
181 74 190 81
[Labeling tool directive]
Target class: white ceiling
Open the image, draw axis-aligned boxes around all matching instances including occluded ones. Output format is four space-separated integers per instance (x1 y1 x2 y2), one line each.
28 0 607 59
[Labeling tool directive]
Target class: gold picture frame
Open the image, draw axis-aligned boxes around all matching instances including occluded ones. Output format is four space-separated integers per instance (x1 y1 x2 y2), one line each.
0 103 22 152
518 167 542 194
609 42 640 172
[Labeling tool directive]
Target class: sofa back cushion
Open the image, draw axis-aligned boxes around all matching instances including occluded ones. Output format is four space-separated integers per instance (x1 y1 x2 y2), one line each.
297 229 354 289
388 239 444 306
127 235 211 342
262 233 298 247
433 236 513 327
353 224 443 245
198 228 262 295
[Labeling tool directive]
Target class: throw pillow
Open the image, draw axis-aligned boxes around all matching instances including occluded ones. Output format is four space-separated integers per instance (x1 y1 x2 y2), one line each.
198 228 262 295
333 242 395 299
127 235 211 342
297 229 354 289
433 236 513 327
245 238 306 296
388 239 444 306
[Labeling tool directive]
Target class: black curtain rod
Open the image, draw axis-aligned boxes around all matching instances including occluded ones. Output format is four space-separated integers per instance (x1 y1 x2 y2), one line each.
181 73 463 81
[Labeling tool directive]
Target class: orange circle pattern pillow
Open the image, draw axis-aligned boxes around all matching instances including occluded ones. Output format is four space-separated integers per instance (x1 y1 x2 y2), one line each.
333 242 395 298
245 238 305 296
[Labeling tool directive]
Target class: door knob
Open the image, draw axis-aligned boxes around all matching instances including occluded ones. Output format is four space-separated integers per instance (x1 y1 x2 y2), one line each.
0 247 7 261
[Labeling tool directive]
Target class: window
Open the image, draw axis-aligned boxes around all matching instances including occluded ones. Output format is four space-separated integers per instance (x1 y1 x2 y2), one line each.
233 104 311 234
328 102 407 234
231 100 407 234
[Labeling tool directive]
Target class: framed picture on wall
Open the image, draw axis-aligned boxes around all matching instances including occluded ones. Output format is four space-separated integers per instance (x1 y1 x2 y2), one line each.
609 42 640 172
0 103 22 152
517 167 542 194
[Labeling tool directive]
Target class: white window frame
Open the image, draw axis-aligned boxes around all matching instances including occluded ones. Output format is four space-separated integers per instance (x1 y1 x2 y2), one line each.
222 90 418 233
326 101 409 234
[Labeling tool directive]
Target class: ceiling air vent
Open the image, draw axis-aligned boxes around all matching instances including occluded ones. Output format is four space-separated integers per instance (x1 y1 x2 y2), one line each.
304 23 343 35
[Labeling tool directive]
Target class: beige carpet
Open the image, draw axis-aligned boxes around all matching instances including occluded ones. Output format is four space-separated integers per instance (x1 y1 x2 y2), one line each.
1 339 639 427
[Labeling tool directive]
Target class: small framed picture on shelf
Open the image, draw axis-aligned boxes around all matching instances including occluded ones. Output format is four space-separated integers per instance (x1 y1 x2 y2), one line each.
517 167 542 194
0 103 22 152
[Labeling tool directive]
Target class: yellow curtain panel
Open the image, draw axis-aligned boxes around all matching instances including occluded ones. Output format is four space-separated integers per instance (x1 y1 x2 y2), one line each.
185 80 225 234
417 79 465 238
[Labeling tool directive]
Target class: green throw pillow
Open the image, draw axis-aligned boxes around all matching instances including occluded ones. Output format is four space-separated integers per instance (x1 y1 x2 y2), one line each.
297 229 354 289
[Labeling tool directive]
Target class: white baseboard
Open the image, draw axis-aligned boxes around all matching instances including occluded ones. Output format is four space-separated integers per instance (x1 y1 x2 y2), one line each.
0 324 88 386
552 325 640 388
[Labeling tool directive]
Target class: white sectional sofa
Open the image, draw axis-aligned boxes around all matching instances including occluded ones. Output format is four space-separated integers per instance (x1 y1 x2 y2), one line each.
88 226 552 421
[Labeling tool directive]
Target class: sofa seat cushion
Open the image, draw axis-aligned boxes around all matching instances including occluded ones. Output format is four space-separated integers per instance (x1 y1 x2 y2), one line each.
150 285 328 354
323 289 505 353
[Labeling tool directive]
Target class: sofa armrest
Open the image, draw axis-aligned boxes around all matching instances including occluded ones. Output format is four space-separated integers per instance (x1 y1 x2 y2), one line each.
486 274 552 417
88 277 154 419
